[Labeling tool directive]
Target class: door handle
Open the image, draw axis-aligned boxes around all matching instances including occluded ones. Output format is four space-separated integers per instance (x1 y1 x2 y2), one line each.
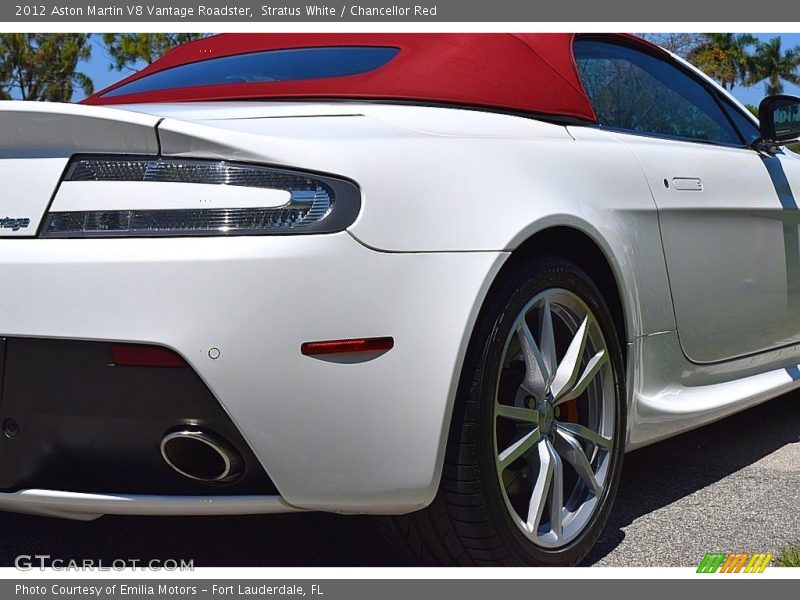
671 177 703 191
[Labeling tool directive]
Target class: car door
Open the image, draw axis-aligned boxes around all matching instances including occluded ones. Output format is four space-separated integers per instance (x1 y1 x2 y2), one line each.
569 37 800 364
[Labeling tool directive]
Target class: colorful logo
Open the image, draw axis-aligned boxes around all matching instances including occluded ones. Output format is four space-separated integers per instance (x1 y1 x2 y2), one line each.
697 552 773 573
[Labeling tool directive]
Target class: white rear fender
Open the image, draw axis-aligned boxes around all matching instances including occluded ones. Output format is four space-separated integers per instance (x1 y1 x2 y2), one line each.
155 109 674 338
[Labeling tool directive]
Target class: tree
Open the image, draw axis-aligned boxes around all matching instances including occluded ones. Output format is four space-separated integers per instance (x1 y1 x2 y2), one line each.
745 36 800 96
101 34 207 72
640 33 703 59
0 33 93 101
687 33 758 90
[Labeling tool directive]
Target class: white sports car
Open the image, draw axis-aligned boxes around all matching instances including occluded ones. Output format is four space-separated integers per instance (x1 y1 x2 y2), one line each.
1 33 799 567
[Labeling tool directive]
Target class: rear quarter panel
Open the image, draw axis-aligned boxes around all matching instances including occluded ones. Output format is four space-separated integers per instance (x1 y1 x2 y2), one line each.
157 105 676 339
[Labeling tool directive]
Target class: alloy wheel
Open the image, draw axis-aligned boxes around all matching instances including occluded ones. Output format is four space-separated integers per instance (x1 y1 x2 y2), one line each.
493 288 615 549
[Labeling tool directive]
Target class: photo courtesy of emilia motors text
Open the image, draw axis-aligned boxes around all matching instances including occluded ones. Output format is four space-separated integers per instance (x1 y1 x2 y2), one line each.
0 0 798 595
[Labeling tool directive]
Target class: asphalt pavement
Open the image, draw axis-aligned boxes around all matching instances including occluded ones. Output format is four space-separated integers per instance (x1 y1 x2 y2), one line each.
0 390 798 568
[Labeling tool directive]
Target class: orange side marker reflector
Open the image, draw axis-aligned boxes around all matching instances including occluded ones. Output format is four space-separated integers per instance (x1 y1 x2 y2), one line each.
301 337 394 356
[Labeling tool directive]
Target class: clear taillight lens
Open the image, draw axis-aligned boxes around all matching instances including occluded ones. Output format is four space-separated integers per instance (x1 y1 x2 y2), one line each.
41 157 360 238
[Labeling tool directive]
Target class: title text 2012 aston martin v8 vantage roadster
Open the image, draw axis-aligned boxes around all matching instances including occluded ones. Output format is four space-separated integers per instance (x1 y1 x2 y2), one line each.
1 33 799 566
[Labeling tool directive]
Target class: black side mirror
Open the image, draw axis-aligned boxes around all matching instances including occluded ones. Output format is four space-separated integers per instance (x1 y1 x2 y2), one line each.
758 94 800 145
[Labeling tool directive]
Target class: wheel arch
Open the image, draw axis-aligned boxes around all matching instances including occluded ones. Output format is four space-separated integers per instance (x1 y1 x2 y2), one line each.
440 223 632 449
498 226 630 357
426 222 639 511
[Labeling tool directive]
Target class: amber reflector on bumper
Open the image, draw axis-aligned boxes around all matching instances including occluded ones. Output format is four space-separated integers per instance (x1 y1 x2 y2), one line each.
300 337 394 356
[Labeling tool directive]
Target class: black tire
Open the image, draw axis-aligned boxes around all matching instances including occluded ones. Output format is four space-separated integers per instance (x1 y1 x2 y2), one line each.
379 256 626 566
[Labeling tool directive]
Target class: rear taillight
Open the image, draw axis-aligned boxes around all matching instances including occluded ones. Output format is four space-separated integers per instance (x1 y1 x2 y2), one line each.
42 156 360 238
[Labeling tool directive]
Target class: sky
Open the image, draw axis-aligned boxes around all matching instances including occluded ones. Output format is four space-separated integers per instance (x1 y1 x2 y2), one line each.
77 32 800 105
81 36 142 96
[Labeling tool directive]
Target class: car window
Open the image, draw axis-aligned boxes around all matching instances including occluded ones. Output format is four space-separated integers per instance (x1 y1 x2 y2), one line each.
718 99 761 145
102 46 400 98
573 39 742 145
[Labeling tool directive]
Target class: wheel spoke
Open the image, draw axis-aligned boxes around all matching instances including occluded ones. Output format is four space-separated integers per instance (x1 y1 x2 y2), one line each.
516 319 549 398
539 297 557 379
554 349 607 405
555 421 612 450
513 384 531 408
554 428 601 496
525 439 553 532
498 428 540 471
547 439 564 539
496 403 540 423
549 316 589 399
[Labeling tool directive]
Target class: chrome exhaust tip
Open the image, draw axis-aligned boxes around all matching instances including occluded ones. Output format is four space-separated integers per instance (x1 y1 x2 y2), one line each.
160 430 243 483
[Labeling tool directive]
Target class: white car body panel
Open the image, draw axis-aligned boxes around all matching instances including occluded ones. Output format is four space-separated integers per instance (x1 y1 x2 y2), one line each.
0 158 68 235
628 330 800 448
600 130 800 363
155 104 676 339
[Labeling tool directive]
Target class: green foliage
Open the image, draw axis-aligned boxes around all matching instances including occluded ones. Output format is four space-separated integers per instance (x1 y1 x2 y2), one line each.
775 546 800 566
0 33 93 101
687 33 758 90
639 33 704 59
678 34 800 98
101 33 207 72
0 33 207 101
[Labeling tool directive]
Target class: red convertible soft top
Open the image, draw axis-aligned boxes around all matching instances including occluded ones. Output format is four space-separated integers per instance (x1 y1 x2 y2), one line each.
85 33 664 122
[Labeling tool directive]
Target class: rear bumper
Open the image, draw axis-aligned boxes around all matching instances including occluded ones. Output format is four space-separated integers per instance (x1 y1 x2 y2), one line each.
0 489 302 521
0 232 504 515
0 337 276 496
